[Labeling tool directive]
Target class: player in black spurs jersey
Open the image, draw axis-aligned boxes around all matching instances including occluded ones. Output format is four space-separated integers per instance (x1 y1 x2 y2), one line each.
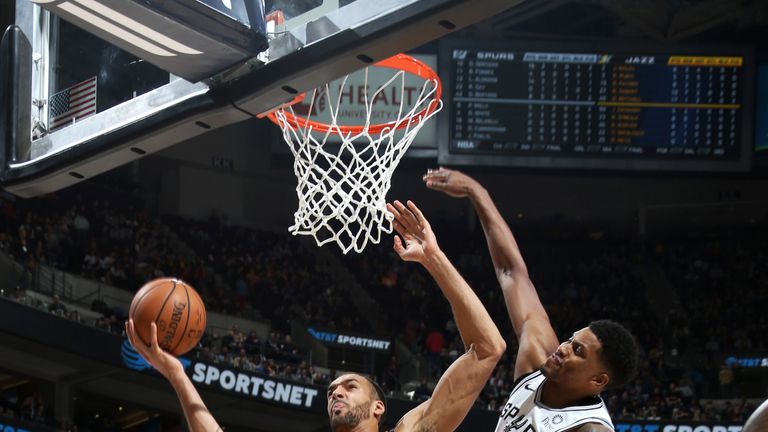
424 168 640 432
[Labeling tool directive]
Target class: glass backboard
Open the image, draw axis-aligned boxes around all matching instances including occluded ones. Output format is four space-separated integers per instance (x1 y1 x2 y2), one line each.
1 0 520 197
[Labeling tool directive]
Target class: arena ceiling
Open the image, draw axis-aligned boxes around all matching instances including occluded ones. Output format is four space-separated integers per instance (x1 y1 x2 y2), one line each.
466 0 768 45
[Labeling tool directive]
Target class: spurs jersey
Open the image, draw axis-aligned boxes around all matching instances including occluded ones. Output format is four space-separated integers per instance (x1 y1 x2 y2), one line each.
495 370 614 432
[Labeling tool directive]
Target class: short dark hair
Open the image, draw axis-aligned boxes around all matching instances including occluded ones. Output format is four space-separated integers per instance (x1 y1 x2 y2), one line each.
589 320 639 390
363 375 387 423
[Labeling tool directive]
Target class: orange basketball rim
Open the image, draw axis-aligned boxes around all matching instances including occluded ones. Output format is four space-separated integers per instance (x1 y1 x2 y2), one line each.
266 53 442 135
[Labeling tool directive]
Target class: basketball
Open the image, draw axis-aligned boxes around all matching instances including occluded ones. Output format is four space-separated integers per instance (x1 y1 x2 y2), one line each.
128 278 206 356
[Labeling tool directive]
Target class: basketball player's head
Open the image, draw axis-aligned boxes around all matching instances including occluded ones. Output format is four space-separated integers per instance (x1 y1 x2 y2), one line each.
541 320 638 395
327 373 386 431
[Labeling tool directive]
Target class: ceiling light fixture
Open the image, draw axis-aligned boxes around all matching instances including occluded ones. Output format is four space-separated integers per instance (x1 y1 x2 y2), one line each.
29 0 268 81
73 0 203 55
57 2 176 57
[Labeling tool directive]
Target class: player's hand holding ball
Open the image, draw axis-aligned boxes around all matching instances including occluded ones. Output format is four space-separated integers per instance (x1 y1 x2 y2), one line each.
125 320 185 379
125 278 207 378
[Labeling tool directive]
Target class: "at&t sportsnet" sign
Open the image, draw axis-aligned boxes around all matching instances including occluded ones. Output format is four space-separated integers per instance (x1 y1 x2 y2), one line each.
308 327 391 352
191 362 321 411
615 421 742 432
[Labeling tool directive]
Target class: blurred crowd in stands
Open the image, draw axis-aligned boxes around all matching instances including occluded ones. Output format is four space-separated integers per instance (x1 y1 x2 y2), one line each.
163 213 370 334
195 325 331 386
0 388 49 425
1 187 766 423
0 190 193 292
0 188 370 336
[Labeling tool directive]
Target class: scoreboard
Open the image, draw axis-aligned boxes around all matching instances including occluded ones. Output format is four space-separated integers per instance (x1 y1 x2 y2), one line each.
438 40 754 171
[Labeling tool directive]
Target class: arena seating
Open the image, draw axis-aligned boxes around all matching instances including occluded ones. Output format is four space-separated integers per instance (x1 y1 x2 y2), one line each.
1 190 764 422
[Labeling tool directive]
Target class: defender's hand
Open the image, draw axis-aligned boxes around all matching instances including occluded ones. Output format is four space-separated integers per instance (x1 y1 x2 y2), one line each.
423 167 481 198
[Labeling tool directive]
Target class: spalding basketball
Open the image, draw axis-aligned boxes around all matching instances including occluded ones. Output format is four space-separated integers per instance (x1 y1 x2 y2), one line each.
128 278 206 356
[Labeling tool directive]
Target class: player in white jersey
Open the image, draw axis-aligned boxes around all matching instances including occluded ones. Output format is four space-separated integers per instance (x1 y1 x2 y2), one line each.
424 168 640 432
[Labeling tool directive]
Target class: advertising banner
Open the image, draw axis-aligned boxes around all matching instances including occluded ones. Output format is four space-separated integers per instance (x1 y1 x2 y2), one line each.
615 420 743 432
307 327 391 352
725 355 768 368
190 362 322 411
120 340 324 412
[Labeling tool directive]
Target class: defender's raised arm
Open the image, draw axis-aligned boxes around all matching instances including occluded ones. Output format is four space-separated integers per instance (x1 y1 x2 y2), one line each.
424 168 559 378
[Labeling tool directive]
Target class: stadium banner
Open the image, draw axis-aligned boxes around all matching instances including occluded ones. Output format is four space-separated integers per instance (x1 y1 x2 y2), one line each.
725 355 768 368
121 340 324 412
615 420 743 432
189 362 323 411
307 326 391 352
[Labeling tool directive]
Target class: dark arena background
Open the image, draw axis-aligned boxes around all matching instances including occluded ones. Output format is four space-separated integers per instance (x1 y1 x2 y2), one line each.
1 0 768 431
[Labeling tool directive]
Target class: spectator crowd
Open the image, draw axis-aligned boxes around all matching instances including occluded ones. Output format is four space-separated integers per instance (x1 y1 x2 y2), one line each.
1 187 766 423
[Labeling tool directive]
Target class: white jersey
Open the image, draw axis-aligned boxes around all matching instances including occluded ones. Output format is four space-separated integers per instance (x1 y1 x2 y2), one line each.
494 370 614 432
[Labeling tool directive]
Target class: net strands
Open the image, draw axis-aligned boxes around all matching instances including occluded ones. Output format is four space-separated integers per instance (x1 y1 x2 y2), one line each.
272 67 442 253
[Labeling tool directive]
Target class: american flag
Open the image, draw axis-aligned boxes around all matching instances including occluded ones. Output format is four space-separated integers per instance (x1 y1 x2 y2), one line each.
48 76 97 132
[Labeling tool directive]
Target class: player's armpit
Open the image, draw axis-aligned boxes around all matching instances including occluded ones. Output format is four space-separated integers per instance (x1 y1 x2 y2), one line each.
514 318 558 377
572 422 614 432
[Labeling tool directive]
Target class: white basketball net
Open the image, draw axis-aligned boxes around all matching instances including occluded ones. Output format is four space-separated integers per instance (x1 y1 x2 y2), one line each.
271 67 442 254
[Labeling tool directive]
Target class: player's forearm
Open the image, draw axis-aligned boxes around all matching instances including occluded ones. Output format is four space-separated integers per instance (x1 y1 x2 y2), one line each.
167 370 223 432
468 186 529 278
421 250 506 360
469 186 551 338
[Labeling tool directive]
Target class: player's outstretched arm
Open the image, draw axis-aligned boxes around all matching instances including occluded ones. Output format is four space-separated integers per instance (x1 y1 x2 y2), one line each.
423 168 559 378
126 320 223 432
387 200 506 432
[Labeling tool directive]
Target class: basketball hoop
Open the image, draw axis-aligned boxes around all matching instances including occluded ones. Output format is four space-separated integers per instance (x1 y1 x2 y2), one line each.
266 54 442 254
